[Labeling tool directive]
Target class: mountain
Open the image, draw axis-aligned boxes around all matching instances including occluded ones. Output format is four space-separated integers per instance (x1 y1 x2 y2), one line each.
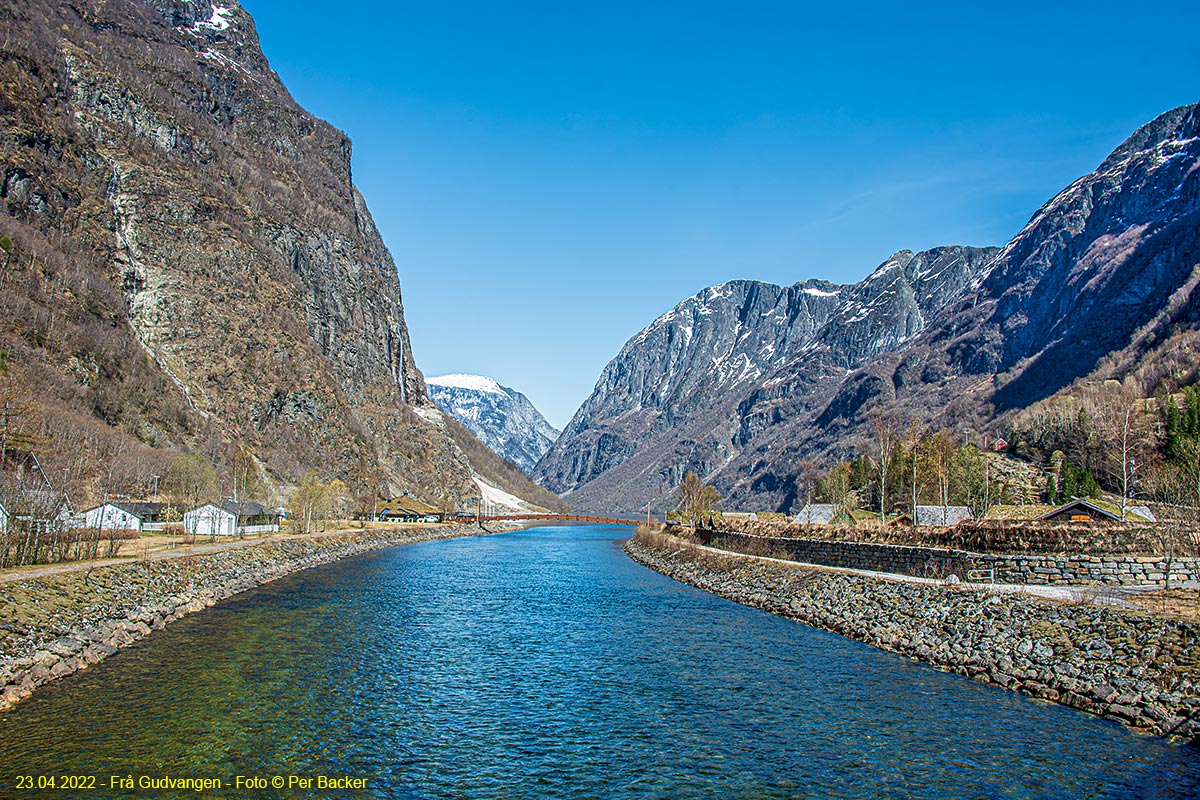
536 103 1200 514
426 375 560 474
0 0 552 511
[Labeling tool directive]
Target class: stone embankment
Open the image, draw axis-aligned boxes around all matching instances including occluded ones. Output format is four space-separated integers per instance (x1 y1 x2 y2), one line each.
706 528 1200 586
626 531 1200 740
0 525 497 711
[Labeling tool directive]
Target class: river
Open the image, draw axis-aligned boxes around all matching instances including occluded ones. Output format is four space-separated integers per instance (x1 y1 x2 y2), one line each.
0 525 1196 798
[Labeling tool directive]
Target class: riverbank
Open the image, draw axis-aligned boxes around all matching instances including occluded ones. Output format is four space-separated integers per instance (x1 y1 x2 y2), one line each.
625 529 1200 741
0 523 508 711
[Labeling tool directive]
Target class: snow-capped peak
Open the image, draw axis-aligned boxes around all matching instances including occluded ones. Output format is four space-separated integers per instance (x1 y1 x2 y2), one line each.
427 373 505 395
426 374 561 475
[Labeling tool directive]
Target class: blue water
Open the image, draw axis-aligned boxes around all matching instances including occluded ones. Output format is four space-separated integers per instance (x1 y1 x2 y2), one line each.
0 525 1196 798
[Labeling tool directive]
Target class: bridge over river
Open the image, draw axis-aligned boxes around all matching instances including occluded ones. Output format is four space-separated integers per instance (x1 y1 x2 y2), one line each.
472 513 643 526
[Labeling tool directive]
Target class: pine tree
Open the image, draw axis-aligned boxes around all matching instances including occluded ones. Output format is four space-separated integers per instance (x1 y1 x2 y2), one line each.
1186 387 1200 438
1060 463 1079 500
1165 393 1182 461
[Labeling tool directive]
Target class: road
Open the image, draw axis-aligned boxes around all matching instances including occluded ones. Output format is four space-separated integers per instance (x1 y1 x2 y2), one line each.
0 524 443 584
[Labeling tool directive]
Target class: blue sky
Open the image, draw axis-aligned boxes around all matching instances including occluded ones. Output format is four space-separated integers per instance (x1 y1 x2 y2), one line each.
244 0 1200 429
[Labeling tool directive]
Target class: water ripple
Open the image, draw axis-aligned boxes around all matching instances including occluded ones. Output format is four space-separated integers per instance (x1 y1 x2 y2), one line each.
1 526 1197 798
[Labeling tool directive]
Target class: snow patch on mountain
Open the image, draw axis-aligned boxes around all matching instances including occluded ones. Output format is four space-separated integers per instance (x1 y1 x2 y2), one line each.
427 374 561 474
194 5 233 31
474 476 542 513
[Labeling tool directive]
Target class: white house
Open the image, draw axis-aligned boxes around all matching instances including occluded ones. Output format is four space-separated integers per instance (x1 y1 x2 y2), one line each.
184 503 238 538
83 502 164 533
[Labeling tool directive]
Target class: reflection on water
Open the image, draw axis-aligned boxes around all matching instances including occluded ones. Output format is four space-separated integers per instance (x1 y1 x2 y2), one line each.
1 526 1196 798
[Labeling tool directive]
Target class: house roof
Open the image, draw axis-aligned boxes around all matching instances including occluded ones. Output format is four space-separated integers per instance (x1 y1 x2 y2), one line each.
792 503 838 524
219 500 277 517
113 501 163 520
6 488 70 517
0 449 68 518
913 505 974 526
1126 505 1157 522
849 509 884 526
1040 498 1156 523
1040 498 1120 522
185 502 235 517
0 447 53 490
379 495 439 515
983 504 1057 521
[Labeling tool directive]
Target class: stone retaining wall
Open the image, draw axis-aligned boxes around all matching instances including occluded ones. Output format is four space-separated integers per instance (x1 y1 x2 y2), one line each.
0 524 498 711
719 517 1177 557
707 531 969 579
979 553 1199 585
704 529 1200 586
627 533 1200 740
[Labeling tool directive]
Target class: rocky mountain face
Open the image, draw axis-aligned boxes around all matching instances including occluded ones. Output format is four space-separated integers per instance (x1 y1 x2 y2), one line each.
427 375 560 474
535 252 995 511
534 278 843 492
537 103 1200 514
0 0 551 509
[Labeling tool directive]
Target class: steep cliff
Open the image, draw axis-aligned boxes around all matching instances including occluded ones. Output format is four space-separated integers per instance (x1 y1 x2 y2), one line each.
540 103 1200 513
0 0 547 508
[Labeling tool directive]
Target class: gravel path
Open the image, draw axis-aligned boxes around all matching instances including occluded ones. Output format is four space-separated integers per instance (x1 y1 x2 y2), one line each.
0 526 443 584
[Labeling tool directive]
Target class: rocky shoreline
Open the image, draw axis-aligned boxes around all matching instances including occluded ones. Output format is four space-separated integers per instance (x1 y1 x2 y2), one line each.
625 532 1200 741
0 524 500 711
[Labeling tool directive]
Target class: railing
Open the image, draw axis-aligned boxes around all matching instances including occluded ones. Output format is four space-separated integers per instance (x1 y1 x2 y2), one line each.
473 513 641 526
238 524 280 535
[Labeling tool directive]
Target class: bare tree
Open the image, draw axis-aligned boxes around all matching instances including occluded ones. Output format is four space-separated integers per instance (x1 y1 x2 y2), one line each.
929 429 956 512
870 409 900 524
230 443 265 504
794 458 821 516
675 472 721 533
164 453 217 510
817 460 853 517
289 472 328 535
1089 384 1150 518
903 423 927 516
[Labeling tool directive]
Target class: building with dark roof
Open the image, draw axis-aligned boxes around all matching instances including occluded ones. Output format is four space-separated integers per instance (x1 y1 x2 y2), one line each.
374 495 441 523
1039 498 1155 524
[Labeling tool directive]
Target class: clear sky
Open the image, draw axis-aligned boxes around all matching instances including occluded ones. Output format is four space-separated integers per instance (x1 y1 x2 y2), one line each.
243 0 1200 429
